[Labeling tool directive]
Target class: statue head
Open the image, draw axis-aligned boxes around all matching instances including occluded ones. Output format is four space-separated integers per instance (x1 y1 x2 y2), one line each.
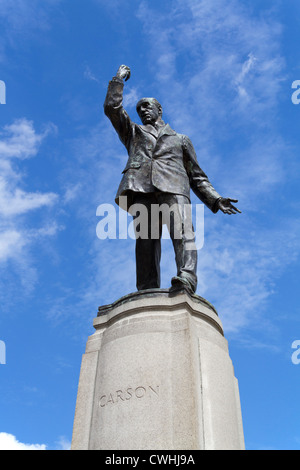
136 98 163 126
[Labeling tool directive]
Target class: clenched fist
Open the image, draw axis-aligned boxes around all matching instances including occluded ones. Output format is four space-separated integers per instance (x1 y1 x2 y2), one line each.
116 65 131 82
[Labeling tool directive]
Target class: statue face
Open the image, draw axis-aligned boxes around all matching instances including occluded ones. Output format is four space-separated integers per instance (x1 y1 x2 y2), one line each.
137 99 161 126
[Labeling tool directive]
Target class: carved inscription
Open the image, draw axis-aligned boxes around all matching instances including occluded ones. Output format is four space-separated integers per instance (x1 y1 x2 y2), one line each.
99 385 159 408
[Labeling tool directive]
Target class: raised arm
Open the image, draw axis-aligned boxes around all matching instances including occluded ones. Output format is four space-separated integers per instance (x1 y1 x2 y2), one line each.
104 65 133 149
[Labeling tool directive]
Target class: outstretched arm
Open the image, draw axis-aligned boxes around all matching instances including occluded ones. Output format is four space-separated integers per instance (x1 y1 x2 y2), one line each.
183 136 241 215
183 135 222 213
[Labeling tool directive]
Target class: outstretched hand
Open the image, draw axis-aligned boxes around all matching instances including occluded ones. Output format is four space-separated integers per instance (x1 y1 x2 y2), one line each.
116 65 131 82
218 198 241 215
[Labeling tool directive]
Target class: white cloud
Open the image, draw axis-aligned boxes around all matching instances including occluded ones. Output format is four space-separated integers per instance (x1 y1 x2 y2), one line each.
0 118 58 215
0 120 58 218
0 230 26 262
0 184 57 217
0 118 60 299
0 119 45 159
123 87 140 109
235 53 258 100
0 433 46 450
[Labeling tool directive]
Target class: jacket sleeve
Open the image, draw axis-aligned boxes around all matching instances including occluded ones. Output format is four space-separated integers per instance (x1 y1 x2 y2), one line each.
103 77 134 150
182 135 221 213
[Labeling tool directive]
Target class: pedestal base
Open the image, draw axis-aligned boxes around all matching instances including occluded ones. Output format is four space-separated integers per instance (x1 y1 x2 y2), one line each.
71 289 245 450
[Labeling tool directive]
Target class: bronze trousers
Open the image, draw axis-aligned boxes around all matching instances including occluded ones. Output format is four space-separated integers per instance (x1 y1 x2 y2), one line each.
129 191 197 292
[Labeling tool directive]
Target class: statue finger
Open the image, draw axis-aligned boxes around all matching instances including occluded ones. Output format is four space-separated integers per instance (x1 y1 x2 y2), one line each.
231 205 242 213
124 67 131 81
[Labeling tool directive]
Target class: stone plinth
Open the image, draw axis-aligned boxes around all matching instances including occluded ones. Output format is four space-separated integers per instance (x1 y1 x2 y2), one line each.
71 289 245 450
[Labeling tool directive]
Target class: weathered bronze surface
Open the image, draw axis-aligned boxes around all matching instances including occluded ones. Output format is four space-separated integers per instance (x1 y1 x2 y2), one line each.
104 65 241 294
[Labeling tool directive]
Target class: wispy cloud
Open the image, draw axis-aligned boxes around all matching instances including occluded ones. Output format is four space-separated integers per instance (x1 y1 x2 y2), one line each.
196 215 300 333
123 87 140 109
0 0 62 61
84 65 100 83
0 118 60 301
0 119 56 158
0 0 61 32
55 436 71 451
0 229 26 263
235 53 258 101
0 185 57 217
0 119 58 218
137 0 285 134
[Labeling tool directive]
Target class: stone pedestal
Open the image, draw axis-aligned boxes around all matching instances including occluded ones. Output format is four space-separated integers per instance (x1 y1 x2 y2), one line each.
71 289 245 450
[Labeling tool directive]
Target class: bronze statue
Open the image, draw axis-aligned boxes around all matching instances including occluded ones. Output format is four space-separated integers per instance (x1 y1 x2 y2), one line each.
104 65 241 294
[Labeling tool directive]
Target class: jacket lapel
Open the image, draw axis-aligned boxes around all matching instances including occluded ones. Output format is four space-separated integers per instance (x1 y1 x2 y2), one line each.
157 124 177 138
140 123 177 140
140 124 158 139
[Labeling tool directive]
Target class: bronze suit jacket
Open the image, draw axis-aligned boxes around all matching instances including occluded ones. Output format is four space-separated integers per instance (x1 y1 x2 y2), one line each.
104 77 221 213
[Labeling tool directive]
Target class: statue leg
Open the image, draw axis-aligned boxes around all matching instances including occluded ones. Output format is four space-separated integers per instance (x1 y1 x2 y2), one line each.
158 193 197 293
130 192 162 291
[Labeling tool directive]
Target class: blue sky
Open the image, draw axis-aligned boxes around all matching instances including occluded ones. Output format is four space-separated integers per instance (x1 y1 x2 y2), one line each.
0 0 300 450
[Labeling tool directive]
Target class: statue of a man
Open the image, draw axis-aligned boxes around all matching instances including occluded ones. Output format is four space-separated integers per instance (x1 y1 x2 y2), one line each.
104 65 241 294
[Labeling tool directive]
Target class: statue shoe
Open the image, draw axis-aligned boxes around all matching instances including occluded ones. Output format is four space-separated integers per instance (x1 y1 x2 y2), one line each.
170 276 194 295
